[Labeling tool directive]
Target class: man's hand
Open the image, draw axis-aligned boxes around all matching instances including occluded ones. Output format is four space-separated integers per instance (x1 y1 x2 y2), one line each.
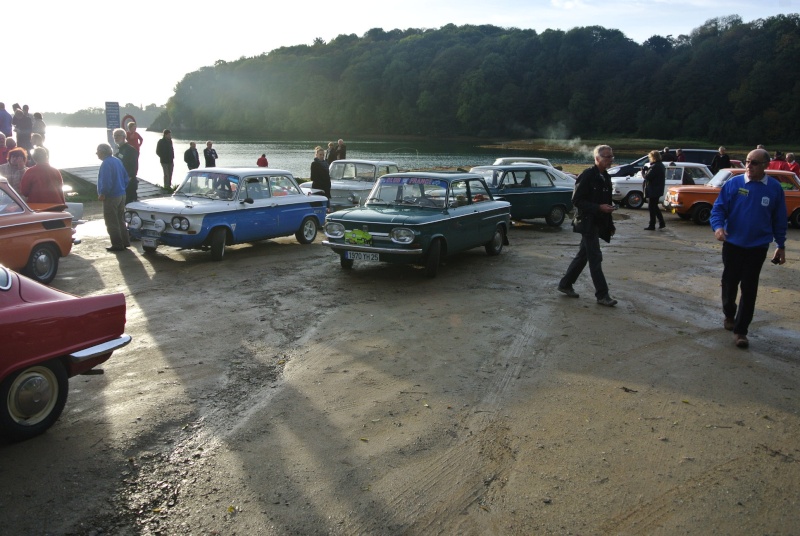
599 204 616 213
714 227 727 242
772 248 786 265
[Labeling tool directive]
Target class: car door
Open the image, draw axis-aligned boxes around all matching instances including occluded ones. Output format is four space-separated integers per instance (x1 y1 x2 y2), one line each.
267 174 307 235
234 176 278 242
463 179 497 247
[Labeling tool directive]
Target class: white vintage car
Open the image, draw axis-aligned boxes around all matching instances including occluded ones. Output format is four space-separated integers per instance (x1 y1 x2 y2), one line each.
300 159 399 212
612 162 714 209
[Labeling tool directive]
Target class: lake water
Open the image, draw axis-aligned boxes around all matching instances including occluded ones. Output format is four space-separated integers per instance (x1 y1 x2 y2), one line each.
40 126 619 184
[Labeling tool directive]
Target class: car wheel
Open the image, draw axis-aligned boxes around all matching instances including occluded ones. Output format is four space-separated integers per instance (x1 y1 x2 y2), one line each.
790 209 800 229
677 213 691 220
295 217 318 244
692 204 712 225
624 191 644 209
24 243 59 285
425 239 442 278
485 226 504 256
0 359 68 442
340 254 354 269
544 205 566 227
210 228 227 261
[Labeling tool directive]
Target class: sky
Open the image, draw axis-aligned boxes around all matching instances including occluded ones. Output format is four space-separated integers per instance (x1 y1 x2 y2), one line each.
9 0 798 114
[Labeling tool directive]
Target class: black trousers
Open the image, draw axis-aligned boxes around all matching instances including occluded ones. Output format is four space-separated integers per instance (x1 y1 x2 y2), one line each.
560 227 609 299
647 196 664 227
721 242 768 336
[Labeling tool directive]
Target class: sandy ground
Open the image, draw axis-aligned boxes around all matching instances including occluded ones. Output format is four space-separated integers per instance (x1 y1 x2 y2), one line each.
1 202 798 535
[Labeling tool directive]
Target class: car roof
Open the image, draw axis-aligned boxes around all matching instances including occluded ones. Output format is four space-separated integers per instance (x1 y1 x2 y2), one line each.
662 162 710 167
471 164 553 171
330 159 399 166
384 171 483 181
188 167 293 175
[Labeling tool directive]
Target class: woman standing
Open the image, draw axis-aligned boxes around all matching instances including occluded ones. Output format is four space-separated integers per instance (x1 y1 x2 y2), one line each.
310 146 331 199
643 150 666 230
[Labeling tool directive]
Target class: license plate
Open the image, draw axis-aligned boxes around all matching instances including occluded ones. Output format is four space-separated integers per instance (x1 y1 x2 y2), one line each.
345 251 379 261
670 208 677 214
142 237 158 248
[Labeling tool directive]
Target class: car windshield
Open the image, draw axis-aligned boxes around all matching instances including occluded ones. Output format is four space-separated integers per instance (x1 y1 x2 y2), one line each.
176 171 240 200
469 168 497 186
330 162 375 183
708 170 733 187
366 176 449 208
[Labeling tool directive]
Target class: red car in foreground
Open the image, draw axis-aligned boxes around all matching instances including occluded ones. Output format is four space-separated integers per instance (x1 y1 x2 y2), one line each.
0 266 130 441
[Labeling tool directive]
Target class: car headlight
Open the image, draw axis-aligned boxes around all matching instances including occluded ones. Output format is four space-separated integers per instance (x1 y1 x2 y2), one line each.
391 227 415 244
125 211 142 230
153 219 167 233
325 222 345 238
171 216 190 231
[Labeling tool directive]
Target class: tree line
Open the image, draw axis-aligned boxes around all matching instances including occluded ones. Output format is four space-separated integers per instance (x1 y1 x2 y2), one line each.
48 104 166 128
151 15 800 145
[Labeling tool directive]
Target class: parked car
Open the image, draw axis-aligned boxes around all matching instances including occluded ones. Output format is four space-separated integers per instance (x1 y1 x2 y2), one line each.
300 159 399 211
125 168 328 260
607 149 720 180
0 265 130 441
322 172 511 277
664 168 800 226
469 164 574 226
612 162 715 209
0 177 75 284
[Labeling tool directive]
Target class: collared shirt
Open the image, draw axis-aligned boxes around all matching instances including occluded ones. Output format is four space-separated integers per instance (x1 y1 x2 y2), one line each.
98 155 128 197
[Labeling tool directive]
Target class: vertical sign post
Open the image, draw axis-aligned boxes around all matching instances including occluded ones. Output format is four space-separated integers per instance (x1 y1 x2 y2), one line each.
105 101 120 147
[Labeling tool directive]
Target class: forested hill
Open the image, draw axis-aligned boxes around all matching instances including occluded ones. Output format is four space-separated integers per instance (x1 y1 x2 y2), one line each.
152 15 800 145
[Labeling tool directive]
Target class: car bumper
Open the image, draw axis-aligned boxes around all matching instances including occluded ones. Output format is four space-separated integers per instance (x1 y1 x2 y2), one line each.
321 240 423 256
70 334 132 364
129 229 205 249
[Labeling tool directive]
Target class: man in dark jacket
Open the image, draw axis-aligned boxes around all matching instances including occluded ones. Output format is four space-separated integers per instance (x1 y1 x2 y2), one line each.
184 142 200 170
156 129 174 189
558 144 618 306
113 128 139 203
710 146 731 174
642 150 666 230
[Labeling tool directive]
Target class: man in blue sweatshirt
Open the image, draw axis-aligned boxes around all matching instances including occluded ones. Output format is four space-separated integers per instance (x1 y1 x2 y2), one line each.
97 143 130 252
710 148 787 348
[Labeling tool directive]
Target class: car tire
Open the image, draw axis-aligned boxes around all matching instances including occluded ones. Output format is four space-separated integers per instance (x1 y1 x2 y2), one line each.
295 217 318 244
624 191 644 210
210 228 227 261
340 254 354 270
424 239 442 278
544 205 566 227
677 213 691 220
0 359 68 442
790 209 800 229
24 243 59 285
485 226 504 256
692 204 712 225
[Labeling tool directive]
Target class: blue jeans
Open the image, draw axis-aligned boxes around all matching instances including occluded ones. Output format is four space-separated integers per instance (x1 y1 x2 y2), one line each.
721 242 767 336
560 228 609 299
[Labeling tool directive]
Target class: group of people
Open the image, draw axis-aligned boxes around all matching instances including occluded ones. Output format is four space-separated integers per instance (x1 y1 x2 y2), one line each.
309 139 347 199
558 144 786 350
154 131 223 190
0 102 65 207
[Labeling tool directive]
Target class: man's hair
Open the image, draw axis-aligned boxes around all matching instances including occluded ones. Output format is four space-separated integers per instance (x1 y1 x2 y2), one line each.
97 143 113 157
31 146 49 164
593 145 611 158
7 147 27 160
163 129 171 135
113 128 127 140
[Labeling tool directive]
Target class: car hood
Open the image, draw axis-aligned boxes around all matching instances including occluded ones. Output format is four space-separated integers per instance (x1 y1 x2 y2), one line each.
126 196 238 214
327 205 434 224
668 185 719 194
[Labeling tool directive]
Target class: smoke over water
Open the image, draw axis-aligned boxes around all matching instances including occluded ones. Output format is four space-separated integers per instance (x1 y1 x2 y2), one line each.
543 122 593 160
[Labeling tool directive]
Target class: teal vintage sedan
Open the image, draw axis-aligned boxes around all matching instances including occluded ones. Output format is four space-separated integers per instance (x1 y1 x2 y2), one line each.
322 172 510 277
470 164 574 226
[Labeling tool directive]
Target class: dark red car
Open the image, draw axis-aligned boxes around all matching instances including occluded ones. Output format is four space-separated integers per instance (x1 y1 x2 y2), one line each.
0 266 130 441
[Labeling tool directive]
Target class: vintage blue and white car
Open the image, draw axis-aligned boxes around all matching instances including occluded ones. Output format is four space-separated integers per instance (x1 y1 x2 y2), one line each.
125 168 328 260
322 172 511 277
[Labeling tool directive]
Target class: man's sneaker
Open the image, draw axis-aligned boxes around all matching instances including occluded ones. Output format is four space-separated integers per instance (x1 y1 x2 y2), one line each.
724 317 735 331
597 295 618 307
734 334 749 348
557 286 579 298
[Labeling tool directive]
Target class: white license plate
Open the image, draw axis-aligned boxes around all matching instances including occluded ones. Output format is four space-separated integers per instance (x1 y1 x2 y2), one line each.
345 251 379 261
142 237 158 248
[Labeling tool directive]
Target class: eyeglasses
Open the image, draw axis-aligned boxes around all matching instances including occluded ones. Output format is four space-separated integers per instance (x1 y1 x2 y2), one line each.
745 160 767 166
599 154 614 160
